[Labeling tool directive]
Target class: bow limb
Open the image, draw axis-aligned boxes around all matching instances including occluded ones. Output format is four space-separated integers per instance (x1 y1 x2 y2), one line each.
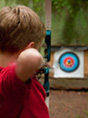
44 0 51 108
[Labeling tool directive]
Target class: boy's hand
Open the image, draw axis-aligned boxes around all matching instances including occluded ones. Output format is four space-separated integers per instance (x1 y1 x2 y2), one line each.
45 61 52 68
15 48 44 82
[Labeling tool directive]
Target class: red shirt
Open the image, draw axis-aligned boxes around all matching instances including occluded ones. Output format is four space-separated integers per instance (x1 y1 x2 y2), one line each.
0 64 49 118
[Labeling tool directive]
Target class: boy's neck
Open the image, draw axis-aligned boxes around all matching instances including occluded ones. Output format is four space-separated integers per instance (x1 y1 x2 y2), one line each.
0 52 20 67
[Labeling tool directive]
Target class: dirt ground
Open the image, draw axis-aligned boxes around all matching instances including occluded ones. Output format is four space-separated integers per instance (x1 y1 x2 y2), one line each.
49 90 88 118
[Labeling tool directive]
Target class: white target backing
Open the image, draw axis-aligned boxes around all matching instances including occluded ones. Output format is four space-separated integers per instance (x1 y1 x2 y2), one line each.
53 48 84 78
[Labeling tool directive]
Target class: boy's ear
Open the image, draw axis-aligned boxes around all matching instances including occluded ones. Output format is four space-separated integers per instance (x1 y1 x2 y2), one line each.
25 42 35 49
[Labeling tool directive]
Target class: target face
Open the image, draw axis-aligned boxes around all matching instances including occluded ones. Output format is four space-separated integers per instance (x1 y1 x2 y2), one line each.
59 52 80 72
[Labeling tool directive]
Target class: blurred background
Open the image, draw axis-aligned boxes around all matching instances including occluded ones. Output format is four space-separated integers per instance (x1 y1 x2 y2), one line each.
0 1 88 118
0 0 88 46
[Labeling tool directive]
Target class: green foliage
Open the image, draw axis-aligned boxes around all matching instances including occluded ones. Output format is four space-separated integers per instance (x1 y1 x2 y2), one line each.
0 0 17 9
32 0 45 23
17 0 29 6
0 0 30 9
32 0 44 14
0 0 88 45
32 0 88 45
52 0 88 17
51 0 88 45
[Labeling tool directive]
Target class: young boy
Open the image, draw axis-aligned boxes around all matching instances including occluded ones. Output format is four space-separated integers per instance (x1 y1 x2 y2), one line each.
0 5 49 118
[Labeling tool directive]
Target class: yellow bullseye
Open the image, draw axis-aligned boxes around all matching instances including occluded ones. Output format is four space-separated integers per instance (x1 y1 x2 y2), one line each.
66 60 73 67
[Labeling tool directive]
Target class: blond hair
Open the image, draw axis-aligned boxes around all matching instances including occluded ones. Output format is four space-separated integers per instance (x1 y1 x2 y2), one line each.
0 5 46 53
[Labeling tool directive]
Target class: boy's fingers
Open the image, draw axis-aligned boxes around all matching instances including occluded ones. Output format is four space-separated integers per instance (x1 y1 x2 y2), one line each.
45 62 52 68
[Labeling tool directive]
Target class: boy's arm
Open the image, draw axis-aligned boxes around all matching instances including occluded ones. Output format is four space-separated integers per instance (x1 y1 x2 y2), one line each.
15 48 44 82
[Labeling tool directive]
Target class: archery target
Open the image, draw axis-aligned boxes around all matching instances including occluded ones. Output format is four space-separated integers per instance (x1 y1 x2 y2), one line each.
53 48 84 78
59 52 80 72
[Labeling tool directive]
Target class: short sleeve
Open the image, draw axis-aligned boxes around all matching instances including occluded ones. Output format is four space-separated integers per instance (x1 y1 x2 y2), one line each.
0 63 26 97
0 63 28 117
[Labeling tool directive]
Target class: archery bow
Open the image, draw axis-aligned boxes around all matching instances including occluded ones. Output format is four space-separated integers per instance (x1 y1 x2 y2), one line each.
43 0 51 108
34 0 51 108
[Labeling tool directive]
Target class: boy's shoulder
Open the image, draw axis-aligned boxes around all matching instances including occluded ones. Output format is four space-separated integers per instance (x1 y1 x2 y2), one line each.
0 63 26 89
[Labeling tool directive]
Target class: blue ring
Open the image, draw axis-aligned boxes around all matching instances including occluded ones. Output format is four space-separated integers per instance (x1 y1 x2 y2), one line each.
59 52 80 72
